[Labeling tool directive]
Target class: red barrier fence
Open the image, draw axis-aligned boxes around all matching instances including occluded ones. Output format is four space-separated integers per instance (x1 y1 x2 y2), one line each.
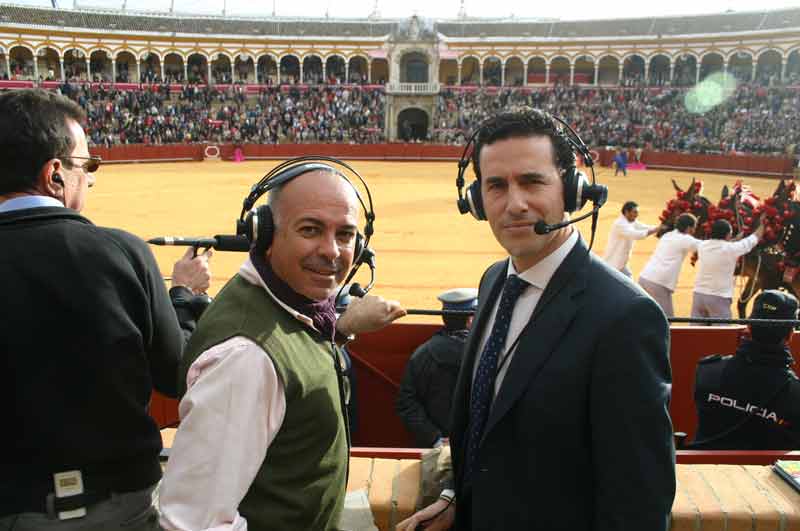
149 324 800 447
639 150 795 177
85 143 796 176
91 143 204 162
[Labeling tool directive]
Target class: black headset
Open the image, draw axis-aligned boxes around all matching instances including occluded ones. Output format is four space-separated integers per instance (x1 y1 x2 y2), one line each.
455 111 608 248
236 156 377 296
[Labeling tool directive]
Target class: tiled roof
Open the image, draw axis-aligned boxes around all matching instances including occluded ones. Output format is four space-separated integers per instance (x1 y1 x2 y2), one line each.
1 5 798 40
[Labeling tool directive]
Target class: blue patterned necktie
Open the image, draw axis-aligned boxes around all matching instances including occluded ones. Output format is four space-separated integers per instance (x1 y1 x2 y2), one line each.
464 274 529 483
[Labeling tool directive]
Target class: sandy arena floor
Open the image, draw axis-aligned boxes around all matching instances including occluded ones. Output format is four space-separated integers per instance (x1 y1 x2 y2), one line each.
82 159 787 323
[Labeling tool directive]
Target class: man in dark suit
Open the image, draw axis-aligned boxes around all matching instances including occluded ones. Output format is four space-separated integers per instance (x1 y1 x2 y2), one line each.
398 108 675 530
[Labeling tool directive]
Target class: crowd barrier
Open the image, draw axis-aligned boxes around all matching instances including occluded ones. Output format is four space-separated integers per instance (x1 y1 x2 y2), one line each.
639 150 795 177
82 143 797 176
149 323 800 447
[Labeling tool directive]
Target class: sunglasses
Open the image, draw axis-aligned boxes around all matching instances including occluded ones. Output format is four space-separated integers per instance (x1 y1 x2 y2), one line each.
67 156 102 173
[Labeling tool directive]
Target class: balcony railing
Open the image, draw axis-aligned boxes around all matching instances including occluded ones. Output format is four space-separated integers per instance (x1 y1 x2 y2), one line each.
386 82 440 94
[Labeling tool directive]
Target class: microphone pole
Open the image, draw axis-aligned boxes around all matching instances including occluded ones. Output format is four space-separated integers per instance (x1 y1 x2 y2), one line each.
148 235 251 256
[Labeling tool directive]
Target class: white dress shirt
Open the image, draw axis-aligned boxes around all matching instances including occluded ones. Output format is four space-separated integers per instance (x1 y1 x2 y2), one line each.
473 229 579 396
0 195 64 212
159 258 324 531
603 214 653 271
693 234 759 298
639 230 701 291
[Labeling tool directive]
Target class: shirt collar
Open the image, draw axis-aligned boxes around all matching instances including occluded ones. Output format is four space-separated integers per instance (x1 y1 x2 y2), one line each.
506 229 579 290
0 195 63 213
238 256 318 331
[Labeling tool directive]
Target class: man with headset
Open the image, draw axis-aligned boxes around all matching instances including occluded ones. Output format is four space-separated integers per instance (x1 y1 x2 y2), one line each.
691 289 800 449
398 107 674 531
0 89 211 529
159 162 406 530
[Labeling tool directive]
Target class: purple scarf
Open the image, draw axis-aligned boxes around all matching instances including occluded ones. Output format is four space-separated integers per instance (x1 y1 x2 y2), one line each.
249 248 338 341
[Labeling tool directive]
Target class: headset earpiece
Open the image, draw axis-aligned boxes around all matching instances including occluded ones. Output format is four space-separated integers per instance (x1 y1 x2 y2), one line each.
52 173 63 185
563 167 592 213
241 204 275 253
463 180 486 220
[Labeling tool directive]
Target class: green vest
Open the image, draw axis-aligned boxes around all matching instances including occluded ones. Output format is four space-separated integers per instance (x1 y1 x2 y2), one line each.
180 274 348 531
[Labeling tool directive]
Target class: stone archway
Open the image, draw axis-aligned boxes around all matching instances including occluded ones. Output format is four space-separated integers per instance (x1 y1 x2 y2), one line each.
397 107 429 141
400 51 429 83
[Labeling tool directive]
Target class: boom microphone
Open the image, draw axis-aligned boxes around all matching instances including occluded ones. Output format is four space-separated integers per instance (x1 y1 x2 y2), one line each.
148 235 251 252
534 183 608 235
534 219 573 235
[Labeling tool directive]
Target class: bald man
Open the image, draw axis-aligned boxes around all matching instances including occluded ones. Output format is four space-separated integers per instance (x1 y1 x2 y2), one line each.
159 168 406 531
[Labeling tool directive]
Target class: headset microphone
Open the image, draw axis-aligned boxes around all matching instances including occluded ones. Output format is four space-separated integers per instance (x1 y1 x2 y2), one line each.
534 220 570 235
534 183 608 235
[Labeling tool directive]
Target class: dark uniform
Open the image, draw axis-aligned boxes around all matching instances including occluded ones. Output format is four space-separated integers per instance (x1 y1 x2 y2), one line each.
396 329 469 446
395 288 477 447
692 291 800 450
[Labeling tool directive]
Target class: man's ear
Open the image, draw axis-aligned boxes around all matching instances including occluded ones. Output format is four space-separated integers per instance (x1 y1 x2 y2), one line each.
38 158 64 197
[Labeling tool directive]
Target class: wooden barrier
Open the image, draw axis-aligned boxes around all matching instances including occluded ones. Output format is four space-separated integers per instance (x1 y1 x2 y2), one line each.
677 450 800 465
597 147 795 178
150 324 800 448
13 141 781 175
672 464 800 529
160 430 800 531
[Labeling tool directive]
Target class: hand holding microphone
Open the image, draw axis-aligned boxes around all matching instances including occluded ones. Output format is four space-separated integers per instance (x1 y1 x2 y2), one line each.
171 247 213 294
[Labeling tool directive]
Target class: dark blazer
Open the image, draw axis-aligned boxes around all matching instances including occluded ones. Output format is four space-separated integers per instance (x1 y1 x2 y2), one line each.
450 237 676 531
692 339 800 450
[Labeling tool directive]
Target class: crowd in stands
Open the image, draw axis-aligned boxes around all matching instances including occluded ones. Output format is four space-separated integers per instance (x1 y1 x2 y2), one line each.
433 84 800 155
6 76 796 154
57 82 385 146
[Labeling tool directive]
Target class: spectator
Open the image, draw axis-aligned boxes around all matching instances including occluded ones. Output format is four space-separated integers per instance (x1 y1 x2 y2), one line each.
432 85 800 156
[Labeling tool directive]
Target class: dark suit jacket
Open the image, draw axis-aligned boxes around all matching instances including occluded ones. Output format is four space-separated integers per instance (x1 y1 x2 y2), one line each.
450 237 676 531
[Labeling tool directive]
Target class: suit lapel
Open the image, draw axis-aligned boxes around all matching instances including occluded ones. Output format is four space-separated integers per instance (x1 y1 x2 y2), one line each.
481 238 590 440
451 260 506 471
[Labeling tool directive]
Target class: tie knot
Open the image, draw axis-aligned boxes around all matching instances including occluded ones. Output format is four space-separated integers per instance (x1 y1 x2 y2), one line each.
502 274 528 301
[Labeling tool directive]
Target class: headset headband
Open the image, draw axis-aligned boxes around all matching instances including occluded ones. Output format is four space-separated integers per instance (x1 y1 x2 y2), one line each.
240 155 375 240
238 155 377 295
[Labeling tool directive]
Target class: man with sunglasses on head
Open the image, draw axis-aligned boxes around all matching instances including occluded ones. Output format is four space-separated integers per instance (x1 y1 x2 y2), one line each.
0 88 211 530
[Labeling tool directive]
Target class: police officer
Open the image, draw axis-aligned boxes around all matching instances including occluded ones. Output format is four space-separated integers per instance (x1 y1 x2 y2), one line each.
691 289 800 449
395 288 478 447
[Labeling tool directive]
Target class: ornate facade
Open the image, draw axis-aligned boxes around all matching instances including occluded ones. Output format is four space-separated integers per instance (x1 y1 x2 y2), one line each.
1 4 799 139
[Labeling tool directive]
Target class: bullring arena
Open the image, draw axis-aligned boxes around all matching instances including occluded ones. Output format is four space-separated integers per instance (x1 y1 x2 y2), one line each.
86 159 782 321
4 2 800 528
